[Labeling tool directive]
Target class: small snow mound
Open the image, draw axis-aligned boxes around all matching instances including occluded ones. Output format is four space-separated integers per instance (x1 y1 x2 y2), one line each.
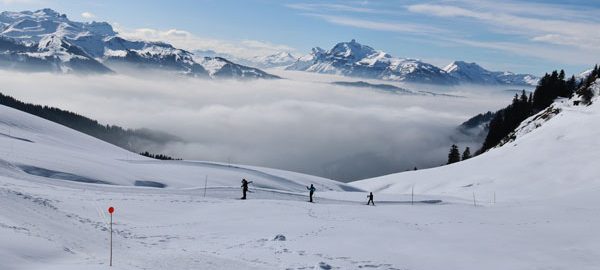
134 180 167 188
273 234 286 241
18 165 111 185
318 262 332 269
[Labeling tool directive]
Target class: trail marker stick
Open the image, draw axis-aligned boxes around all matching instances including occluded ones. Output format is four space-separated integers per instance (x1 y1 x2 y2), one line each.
204 176 208 198
411 185 414 205
108 206 114 267
472 192 477 207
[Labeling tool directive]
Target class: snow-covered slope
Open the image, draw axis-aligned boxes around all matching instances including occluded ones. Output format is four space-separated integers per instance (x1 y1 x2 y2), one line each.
0 104 352 192
0 8 277 78
577 68 594 81
443 61 539 86
352 80 600 201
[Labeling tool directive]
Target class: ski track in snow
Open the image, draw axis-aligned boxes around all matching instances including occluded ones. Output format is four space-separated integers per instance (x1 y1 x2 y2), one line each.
0 175 416 270
3 168 599 270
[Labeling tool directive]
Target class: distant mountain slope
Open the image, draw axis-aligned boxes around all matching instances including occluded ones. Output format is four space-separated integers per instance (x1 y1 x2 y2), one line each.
443 61 539 86
331 81 415 94
287 39 538 86
249 52 298 68
200 57 280 79
0 8 276 79
457 111 495 142
0 92 181 153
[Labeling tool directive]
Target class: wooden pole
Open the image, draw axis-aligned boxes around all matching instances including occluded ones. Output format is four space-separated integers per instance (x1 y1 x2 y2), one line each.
411 185 414 205
110 214 113 267
472 192 477 207
204 176 208 198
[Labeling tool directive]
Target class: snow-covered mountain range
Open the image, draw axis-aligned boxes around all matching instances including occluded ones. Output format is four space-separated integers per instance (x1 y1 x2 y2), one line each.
287 39 538 86
193 50 298 69
0 9 539 84
199 56 280 79
248 52 298 68
443 61 539 86
0 9 276 79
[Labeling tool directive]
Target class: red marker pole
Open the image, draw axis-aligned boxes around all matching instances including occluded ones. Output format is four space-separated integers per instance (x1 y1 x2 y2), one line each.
108 206 114 267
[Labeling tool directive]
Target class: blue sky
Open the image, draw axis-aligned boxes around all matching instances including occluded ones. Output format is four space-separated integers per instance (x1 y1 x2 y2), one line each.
1 0 599 75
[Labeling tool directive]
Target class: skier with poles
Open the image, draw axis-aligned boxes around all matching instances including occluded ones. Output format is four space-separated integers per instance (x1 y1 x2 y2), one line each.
307 184 316 203
366 192 375 206
241 178 252 200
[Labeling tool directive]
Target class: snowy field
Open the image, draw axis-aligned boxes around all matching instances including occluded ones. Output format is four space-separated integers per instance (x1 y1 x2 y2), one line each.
1 83 600 270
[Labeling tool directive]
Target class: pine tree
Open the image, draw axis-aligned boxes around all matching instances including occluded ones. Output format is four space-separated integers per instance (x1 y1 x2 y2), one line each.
481 89 534 152
519 90 528 103
578 64 599 105
564 75 577 98
580 81 596 104
558 69 565 81
447 144 461 164
462 147 472 160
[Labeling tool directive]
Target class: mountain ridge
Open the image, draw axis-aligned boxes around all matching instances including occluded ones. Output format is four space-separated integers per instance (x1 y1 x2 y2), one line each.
444 61 539 86
0 8 276 79
287 39 538 86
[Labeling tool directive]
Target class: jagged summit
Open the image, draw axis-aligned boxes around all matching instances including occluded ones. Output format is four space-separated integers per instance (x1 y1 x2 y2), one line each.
443 61 487 73
287 39 458 85
329 39 378 60
0 8 116 43
1 8 63 19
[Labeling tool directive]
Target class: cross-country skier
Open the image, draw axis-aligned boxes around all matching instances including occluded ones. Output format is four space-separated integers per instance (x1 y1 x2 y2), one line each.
241 179 252 200
366 192 375 206
307 184 316 203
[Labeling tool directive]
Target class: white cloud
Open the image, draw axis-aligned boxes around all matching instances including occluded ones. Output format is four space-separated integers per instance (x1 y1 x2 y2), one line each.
407 3 600 50
81 12 96 19
305 14 442 34
0 0 38 4
454 0 598 21
436 37 597 66
112 24 297 59
286 3 383 14
398 1 600 67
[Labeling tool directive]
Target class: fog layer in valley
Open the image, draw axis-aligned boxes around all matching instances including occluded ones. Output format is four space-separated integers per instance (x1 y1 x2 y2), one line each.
0 70 512 181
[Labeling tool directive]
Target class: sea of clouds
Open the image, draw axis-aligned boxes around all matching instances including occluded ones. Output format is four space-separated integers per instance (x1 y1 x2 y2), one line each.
0 70 511 181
